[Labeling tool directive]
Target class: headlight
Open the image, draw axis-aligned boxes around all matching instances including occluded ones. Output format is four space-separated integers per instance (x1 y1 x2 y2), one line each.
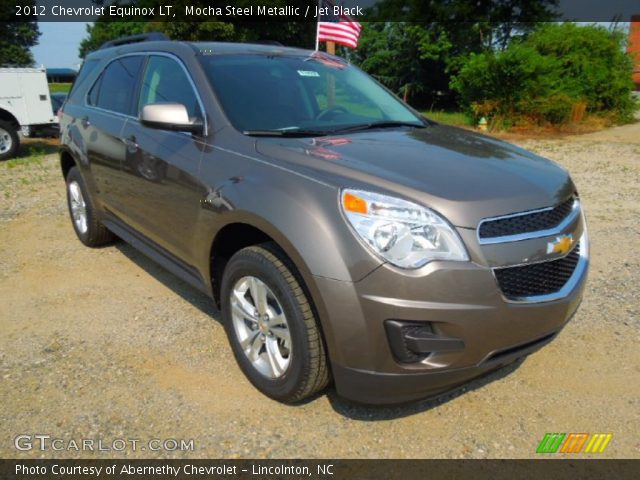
340 189 469 269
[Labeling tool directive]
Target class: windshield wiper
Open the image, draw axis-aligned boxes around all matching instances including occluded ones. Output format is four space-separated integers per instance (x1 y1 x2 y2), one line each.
244 121 426 137
243 129 328 137
330 121 427 134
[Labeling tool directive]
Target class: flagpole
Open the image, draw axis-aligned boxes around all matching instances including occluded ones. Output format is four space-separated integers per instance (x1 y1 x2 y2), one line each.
315 0 321 51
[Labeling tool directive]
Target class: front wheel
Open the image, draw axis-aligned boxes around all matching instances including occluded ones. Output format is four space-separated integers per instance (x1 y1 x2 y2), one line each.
221 243 330 403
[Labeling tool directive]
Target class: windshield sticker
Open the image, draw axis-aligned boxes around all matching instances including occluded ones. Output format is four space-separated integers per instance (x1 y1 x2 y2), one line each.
297 70 320 77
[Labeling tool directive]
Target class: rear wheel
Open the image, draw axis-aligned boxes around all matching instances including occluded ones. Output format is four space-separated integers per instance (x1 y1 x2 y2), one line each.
221 243 330 403
0 120 19 161
65 167 115 247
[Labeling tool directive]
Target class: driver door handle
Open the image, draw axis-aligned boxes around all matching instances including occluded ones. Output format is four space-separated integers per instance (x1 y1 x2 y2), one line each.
122 135 138 153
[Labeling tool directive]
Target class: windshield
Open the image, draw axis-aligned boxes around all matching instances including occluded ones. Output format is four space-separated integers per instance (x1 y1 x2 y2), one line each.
198 53 424 134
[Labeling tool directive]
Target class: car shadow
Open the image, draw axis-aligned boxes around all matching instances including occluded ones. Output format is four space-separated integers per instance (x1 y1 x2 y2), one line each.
114 242 220 323
323 359 525 421
113 240 526 420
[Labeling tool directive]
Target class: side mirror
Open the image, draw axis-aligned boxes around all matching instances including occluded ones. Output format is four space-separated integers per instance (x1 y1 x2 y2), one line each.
140 103 204 135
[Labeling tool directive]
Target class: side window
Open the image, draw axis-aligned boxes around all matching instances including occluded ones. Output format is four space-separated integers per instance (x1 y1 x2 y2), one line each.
94 56 144 115
138 56 201 119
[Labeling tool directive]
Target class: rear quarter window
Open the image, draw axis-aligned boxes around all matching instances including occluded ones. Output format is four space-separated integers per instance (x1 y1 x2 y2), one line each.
67 59 99 104
89 56 145 115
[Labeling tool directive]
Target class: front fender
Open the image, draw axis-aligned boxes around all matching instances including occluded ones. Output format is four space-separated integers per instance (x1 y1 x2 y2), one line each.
197 171 381 284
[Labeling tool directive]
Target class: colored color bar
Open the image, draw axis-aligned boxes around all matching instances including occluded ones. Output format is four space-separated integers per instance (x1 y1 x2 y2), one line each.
561 433 589 453
537 433 566 453
598 434 613 453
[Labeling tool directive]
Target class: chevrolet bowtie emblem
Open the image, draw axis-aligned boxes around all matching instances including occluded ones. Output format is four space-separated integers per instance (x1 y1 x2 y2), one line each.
547 234 574 255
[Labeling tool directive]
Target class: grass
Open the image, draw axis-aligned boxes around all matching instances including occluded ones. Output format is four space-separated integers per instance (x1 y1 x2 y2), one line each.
419 108 635 139
0 143 54 192
3 146 47 169
423 110 474 127
49 83 72 94
1 140 57 170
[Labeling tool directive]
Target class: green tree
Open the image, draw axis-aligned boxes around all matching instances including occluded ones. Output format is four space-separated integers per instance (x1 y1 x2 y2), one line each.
0 0 40 66
352 1 559 108
366 0 559 50
352 23 452 105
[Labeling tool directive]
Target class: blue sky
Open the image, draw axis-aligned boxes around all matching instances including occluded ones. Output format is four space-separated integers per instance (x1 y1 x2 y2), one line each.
32 22 89 69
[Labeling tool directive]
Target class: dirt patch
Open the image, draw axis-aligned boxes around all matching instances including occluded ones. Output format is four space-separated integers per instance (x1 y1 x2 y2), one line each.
0 131 638 459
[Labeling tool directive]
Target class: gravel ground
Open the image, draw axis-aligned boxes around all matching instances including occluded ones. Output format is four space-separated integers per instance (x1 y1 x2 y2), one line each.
0 127 638 459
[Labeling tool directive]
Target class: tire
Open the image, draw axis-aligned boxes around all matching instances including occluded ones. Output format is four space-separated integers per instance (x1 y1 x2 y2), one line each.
65 166 116 247
221 242 330 403
0 120 19 161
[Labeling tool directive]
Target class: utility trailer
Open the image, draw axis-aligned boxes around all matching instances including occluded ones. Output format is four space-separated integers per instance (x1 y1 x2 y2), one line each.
0 67 59 160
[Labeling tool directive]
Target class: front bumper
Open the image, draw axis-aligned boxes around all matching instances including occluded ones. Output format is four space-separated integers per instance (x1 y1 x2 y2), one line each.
314 247 587 405
331 331 557 405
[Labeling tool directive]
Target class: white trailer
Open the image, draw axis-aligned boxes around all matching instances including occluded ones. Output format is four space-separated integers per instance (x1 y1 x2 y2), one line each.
0 67 58 160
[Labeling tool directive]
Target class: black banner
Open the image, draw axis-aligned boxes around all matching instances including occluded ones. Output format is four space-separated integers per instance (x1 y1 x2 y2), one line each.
1 459 639 480
3 0 640 23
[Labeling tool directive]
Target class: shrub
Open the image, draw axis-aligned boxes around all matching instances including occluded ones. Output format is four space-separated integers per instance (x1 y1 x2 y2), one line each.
451 44 563 122
451 23 637 126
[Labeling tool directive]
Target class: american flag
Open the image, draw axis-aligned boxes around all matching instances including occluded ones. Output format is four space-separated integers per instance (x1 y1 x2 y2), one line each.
317 0 362 49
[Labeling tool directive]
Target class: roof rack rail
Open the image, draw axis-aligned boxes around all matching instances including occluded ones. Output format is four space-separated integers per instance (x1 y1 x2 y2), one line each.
99 32 169 50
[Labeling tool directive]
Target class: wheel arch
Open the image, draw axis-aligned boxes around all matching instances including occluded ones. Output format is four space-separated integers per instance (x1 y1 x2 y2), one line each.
60 148 77 180
0 107 20 129
207 217 337 363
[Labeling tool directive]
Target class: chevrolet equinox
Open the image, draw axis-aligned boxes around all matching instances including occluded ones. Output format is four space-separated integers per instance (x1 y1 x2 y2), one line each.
59 34 588 404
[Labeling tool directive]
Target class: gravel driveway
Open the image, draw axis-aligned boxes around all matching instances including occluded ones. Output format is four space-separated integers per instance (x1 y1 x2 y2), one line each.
1 126 638 459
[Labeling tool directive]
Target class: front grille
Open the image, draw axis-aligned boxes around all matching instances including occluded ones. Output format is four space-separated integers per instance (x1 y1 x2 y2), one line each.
494 243 580 299
479 197 575 239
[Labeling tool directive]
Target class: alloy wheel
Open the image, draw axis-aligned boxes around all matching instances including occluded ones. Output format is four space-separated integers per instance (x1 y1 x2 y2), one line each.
68 181 88 234
230 276 292 379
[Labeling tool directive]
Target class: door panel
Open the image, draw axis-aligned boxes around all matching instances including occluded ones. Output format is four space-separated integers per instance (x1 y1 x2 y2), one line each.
116 55 207 266
84 55 145 213
84 110 127 210
117 124 206 264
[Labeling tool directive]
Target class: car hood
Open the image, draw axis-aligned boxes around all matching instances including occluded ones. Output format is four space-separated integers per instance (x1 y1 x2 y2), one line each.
254 124 575 228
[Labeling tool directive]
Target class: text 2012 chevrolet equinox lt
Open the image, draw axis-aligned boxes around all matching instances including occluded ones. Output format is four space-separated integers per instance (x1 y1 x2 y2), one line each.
59 34 588 404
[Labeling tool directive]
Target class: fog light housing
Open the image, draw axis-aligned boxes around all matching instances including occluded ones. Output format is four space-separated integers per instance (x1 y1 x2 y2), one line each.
385 320 465 363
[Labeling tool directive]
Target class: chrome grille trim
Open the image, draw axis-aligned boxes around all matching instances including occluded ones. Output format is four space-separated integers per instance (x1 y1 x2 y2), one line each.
477 198 581 245
492 232 588 304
